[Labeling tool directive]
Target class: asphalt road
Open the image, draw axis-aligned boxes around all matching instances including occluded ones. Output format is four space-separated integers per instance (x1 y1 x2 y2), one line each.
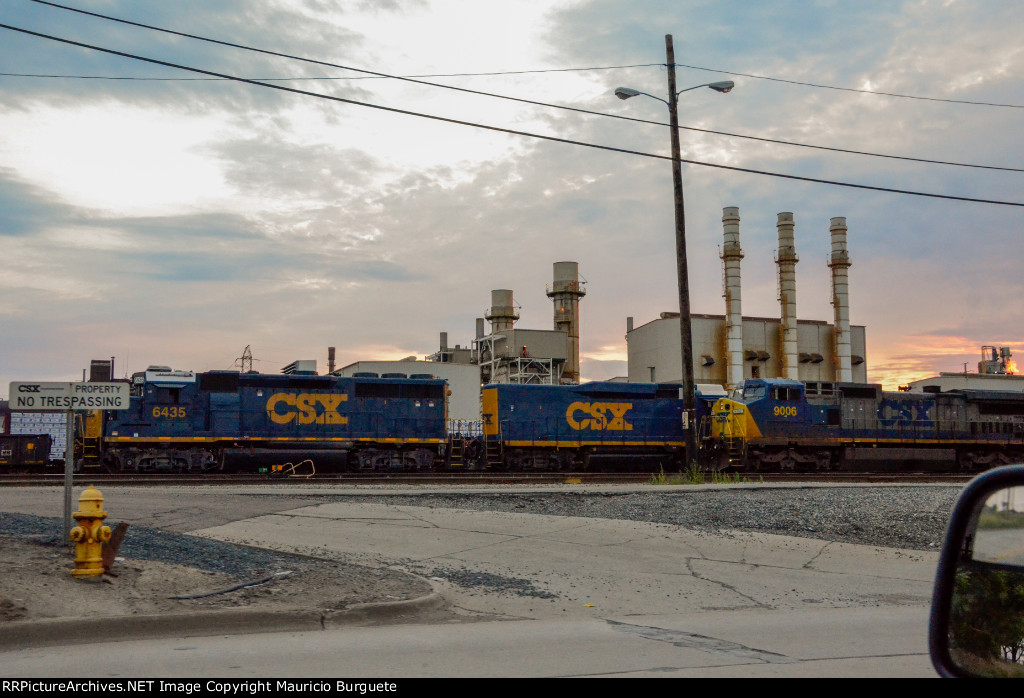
0 482 943 677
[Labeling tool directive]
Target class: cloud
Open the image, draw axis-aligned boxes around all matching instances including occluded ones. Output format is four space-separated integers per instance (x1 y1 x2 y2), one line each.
0 169 80 236
1 0 1022 399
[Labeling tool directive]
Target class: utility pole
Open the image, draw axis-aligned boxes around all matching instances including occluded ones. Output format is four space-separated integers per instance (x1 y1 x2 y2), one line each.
665 34 698 467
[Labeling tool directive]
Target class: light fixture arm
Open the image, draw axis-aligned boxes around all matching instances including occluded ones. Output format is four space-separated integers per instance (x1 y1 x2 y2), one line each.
615 80 735 107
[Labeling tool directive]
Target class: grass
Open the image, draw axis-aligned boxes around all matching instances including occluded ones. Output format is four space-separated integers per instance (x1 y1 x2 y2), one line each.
648 463 750 485
978 505 1024 530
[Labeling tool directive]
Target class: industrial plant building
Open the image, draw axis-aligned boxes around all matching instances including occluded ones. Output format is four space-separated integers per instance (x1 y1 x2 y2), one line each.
906 346 1022 393
626 208 866 390
328 205 868 420
626 313 867 388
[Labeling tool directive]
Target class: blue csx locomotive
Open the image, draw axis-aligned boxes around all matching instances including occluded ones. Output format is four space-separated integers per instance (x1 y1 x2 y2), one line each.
700 378 1024 472
76 370 697 472
92 371 449 472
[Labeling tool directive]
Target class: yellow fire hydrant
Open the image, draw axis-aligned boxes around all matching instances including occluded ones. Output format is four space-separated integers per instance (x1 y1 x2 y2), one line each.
69 485 112 578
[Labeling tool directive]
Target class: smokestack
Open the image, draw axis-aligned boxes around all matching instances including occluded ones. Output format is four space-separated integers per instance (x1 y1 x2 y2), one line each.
776 212 799 380
485 289 518 333
828 217 853 382
328 346 336 374
475 318 485 339
440 332 448 351
547 262 587 383
721 207 744 390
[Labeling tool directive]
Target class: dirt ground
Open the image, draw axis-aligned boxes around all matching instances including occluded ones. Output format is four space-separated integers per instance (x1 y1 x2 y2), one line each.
0 536 435 625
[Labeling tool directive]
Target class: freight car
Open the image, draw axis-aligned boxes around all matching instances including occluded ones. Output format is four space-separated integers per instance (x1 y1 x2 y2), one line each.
700 378 1024 472
89 370 449 472
0 400 67 470
0 433 54 469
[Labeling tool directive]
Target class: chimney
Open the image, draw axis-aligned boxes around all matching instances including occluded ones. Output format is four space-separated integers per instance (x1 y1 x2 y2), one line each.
327 347 336 374
475 318 485 339
440 332 448 351
721 207 744 390
828 217 853 382
546 262 587 383
485 289 518 333
776 212 799 380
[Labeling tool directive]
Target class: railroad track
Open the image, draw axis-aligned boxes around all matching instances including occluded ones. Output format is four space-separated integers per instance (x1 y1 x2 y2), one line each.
0 471 974 487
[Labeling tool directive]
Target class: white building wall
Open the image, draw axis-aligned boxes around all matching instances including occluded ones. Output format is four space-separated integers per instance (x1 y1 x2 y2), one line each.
626 314 867 385
334 360 481 422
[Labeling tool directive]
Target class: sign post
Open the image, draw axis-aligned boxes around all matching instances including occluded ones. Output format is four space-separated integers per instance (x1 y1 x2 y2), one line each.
9 381 130 542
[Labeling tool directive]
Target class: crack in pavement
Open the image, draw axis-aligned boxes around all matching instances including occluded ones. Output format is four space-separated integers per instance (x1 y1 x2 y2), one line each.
606 619 796 664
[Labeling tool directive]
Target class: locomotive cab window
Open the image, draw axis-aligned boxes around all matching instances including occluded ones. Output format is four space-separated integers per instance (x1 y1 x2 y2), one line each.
742 385 766 401
147 387 182 404
771 387 802 402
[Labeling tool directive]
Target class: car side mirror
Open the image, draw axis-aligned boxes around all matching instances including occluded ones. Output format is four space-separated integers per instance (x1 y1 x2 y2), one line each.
931 464 1024 677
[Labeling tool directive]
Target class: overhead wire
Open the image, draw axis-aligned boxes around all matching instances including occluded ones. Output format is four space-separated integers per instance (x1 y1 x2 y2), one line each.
32 1 1024 109
673 62 1024 109
0 22 1021 208
19 1 1024 174
0 64 666 81
10 70 1019 174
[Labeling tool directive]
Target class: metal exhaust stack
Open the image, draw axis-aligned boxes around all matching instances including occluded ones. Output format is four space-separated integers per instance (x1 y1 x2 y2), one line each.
721 207 744 390
776 212 799 380
546 262 586 383
485 289 518 333
828 217 853 382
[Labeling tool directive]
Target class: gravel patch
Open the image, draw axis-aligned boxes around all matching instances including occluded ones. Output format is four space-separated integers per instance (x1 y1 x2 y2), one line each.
425 569 558 599
331 485 962 551
0 512 315 578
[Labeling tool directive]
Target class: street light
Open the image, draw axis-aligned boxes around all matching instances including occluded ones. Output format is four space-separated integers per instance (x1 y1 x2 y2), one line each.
614 81 734 102
615 35 734 468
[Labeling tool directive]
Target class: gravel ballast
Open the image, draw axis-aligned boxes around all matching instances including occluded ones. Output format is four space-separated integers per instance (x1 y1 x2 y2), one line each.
330 485 963 551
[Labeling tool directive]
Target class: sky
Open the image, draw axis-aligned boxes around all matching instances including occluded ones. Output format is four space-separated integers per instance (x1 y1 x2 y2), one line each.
1 0 1022 397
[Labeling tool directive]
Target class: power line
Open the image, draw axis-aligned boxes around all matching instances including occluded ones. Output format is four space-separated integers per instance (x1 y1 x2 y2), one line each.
0 65 665 81
13 69 1017 174
33 0 1024 110
1 22 1021 209
19 2 1023 174
674 62 1024 109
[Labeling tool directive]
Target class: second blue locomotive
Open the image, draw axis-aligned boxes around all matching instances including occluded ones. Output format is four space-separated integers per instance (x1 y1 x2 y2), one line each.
476 381 689 470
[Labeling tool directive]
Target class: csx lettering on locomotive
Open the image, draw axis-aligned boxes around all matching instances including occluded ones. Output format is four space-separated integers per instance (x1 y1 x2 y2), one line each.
266 392 348 425
565 401 633 431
